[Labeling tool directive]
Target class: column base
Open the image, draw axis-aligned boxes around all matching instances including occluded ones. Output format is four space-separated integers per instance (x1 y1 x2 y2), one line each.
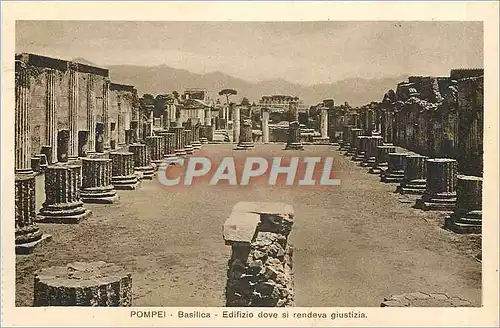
192 142 202 150
112 175 140 190
397 179 426 195
135 166 155 180
37 201 92 224
81 185 119 204
15 234 53 255
415 192 457 211
235 142 255 150
368 164 387 174
352 153 365 162
344 149 356 156
381 170 405 183
175 149 187 157
444 210 482 234
199 138 208 144
284 142 304 150
184 145 194 155
360 157 376 167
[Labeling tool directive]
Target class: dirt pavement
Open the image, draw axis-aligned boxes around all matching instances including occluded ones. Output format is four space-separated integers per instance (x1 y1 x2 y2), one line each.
16 144 481 306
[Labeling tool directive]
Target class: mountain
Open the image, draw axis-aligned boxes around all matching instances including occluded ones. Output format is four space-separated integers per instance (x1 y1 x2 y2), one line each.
104 63 407 106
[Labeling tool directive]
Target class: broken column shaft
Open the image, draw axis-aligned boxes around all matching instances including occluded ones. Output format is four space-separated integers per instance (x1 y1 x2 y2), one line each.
352 136 368 162
128 144 154 180
445 175 482 233
81 158 119 204
285 121 304 150
362 136 383 167
170 126 186 157
381 153 412 183
145 136 165 165
191 125 202 151
345 128 362 156
236 119 255 150
184 129 194 155
416 158 457 211
397 154 428 195
109 152 139 190
369 145 396 174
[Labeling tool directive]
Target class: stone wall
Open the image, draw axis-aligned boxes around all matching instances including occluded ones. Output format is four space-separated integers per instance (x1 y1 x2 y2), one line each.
223 202 295 307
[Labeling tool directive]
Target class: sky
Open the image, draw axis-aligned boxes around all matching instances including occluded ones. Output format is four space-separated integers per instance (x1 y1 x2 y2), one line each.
16 21 483 86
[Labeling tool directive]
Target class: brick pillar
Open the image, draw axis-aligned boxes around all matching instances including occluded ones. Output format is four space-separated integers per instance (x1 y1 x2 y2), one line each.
381 152 411 183
170 126 186 156
34 262 132 306
345 128 362 156
129 144 154 180
397 154 428 194
416 158 457 211
363 136 383 167
81 158 118 204
145 136 165 165
353 136 369 162
68 63 79 160
369 145 396 174
233 105 240 143
15 59 33 174
262 108 270 144
15 174 51 254
445 175 482 233
184 129 194 155
38 165 92 223
45 69 58 164
285 121 303 150
86 74 96 153
109 152 139 190
236 119 255 150
191 125 202 151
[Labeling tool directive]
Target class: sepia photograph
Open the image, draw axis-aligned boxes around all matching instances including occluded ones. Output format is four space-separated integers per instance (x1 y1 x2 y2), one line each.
2 1 499 327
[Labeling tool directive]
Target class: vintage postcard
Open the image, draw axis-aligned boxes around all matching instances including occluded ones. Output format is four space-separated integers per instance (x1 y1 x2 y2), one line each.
1 1 499 327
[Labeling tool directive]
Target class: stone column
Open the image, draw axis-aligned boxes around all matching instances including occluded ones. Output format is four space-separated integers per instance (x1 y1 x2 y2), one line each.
102 80 110 150
204 108 211 128
184 129 194 155
170 126 186 156
381 152 412 183
38 165 92 223
145 136 165 165
34 261 132 306
445 175 482 233
45 69 58 164
57 130 70 163
129 144 154 179
191 124 202 151
80 158 118 204
236 119 255 150
262 108 270 144
41 146 54 165
232 105 240 143
15 59 33 174
353 136 369 162
109 152 139 190
68 63 79 160
416 158 457 211
163 132 176 159
339 125 353 150
199 126 208 144
285 121 304 150
78 130 89 157
397 154 428 194
369 145 396 174
15 174 51 254
362 136 383 167
345 128 362 156
86 74 96 153
146 105 154 137
320 107 328 139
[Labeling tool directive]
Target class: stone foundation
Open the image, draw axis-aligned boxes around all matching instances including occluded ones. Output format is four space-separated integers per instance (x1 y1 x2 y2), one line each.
37 165 92 224
223 202 295 307
80 158 119 204
109 152 140 190
416 159 457 211
381 292 472 307
129 144 154 180
445 175 482 233
397 154 428 195
33 261 132 306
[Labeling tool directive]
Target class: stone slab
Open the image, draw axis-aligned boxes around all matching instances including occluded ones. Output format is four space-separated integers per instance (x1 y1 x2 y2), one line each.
223 212 261 245
16 234 52 255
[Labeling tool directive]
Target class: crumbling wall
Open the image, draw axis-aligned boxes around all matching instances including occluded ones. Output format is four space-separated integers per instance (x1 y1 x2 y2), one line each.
223 202 295 307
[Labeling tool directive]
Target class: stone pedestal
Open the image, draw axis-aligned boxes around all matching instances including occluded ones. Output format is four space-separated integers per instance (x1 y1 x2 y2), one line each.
37 165 92 223
352 136 369 162
445 175 482 233
109 152 139 190
34 261 132 306
381 153 411 183
170 126 186 156
81 158 118 204
345 128 362 156
184 129 194 155
15 174 52 254
191 125 202 151
362 136 383 167
129 144 154 180
235 119 255 150
369 145 396 174
416 159 457 211
145 136 165 165
285 121 304 150
397 154 428 195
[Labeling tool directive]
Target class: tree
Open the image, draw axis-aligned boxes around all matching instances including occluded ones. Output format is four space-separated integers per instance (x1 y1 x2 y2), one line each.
218 89 237 106
172 90 180 99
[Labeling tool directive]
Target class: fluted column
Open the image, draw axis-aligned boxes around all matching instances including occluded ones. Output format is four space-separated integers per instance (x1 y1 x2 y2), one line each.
445 175 482 233
102 80 110 150
320 107 328 139
15 59 33 174
170 126 186 156
80 158 118 203
397 154 428 194
233 105 240 143
129 144 154 179
68 63 79 159
381 152 412 183
416 158 457 211
345 128 362 156
38 165 92 223
285 121 303 150
191 125 202 150
109 152 139 190
184 129 194 155
145 136 165 164
262 108 270 144
85 74 96 153
369 145 396 174
236 119 255 150
45 69 58 164
362 136 383 166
